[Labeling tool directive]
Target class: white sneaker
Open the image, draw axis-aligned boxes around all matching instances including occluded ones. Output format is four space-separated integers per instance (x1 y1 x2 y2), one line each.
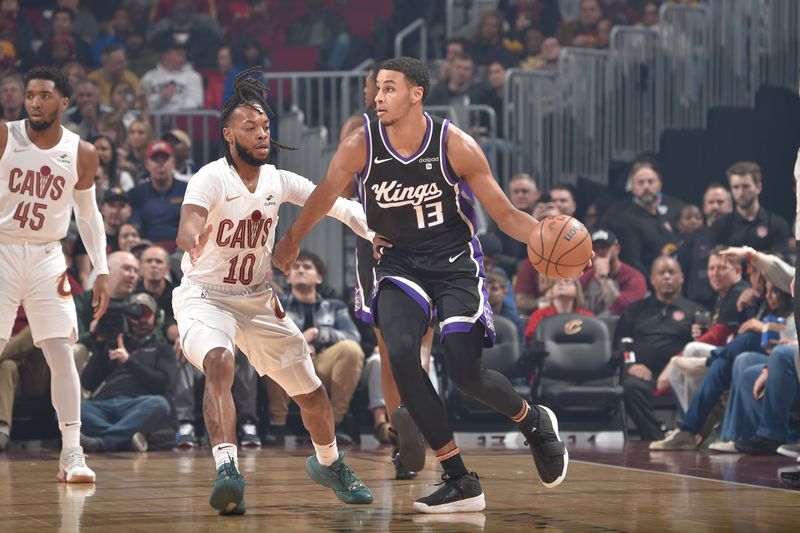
649 429 699 451
176 422 196 448
131 432 148 452
708 440 738 453
58 446 96 483
777 443 800 458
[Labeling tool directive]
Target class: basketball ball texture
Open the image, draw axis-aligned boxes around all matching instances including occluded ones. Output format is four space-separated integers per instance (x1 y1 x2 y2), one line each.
528 215 592 279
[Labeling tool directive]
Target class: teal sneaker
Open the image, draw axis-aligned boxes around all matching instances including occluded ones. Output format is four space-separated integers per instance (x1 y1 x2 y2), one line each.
209 458 246 515
305 452 373 504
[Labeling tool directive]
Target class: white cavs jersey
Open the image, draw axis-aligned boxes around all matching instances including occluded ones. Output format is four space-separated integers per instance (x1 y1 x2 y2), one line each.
182 159 328 287
0 120 80 244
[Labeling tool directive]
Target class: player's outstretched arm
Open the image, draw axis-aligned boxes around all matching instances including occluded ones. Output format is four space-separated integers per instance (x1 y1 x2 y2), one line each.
446 125 538 244
273 126 368 274
177 204 212 265
73 140 109 319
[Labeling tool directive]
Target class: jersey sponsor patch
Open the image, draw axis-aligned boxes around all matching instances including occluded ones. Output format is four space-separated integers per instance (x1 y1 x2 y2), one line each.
672 310 685 321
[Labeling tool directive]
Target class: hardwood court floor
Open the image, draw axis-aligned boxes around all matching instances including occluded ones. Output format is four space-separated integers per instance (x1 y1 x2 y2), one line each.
1 438 799 532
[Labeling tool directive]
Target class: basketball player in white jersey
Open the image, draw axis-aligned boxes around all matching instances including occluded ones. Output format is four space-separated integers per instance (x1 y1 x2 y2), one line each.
173 69 373 515
0 67 109 482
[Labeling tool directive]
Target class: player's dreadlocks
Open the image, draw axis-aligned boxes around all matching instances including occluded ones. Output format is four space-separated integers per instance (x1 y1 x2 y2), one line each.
221 67 293 168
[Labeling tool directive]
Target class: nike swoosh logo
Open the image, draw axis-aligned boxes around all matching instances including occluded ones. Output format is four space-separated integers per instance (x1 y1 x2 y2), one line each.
448 251 466 263
13 147 28 153
373 156 393 164
225 194 241 202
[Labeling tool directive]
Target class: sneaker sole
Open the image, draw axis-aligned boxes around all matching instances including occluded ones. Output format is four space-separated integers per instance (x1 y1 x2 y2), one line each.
538 405 568 489
57 471 96 483
777 446 800 459
392 407 426 472
210 482 245 513
412 492 486 514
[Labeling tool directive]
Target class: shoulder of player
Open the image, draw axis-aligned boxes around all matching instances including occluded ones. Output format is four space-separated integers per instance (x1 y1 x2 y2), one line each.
76 139 99 174
443 121 479 157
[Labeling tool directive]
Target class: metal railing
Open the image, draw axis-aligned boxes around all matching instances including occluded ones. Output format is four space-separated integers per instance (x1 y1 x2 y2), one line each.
149 109 222 165
394 18 428 61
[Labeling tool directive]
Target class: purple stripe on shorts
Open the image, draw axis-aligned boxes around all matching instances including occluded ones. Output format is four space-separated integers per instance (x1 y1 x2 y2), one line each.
441 315 497 348
355 308 374 325
371 276 431 324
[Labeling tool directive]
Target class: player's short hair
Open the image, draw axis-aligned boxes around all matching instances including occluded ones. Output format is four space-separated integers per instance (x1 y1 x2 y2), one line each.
24 67 72 99
377 57 431 103
296 250 326 280
725 161 762 186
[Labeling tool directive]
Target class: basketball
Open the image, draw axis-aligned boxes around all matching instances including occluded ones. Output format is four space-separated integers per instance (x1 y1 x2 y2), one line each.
527 215 592 279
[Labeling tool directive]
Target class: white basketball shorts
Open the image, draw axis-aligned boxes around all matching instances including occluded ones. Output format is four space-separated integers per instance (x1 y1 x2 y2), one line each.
0 240 78 346
173 280 320 397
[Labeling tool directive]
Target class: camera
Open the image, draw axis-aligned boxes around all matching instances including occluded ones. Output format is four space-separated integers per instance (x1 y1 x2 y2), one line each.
93 300 151 340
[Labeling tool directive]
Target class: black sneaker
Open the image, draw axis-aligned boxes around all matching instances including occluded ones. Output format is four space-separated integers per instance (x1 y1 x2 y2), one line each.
390 406 426 472
780 469 800 489
391 449 418 480
519 404 568 488
79 433 102 453
413 472 485 514
734 435 780 455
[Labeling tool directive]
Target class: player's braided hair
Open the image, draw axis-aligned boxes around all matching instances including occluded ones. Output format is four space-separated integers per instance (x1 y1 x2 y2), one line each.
221 67 294 167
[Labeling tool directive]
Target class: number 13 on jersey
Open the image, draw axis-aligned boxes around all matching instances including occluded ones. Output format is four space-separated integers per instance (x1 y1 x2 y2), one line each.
413 201 443 229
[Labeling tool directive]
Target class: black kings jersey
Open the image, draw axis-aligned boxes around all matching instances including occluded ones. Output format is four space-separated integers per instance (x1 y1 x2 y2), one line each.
358 112 477 254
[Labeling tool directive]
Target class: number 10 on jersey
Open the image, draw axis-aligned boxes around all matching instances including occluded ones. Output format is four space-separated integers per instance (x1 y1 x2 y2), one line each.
413 201 444 229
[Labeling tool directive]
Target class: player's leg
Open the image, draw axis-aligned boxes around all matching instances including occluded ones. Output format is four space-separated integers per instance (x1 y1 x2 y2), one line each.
174 285 245 515
268 360 373 505
23 245 94 483
439 276 568 489
376 282 485 513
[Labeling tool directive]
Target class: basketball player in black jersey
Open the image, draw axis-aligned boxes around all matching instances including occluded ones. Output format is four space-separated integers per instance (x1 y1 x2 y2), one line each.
340 66 428 480
275 57 571 513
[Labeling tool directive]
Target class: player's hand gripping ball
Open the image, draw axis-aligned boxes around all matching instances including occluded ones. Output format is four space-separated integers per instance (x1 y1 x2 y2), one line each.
527 215 592 279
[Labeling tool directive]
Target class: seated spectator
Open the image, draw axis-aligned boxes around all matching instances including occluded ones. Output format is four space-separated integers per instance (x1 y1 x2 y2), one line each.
37 8 92 66
616 257 705 440
436 37 471 84
73 188 132 289
525 278 594 342
204 45 241 110
124 31 160 78
121 118 152 182
479 233 520 324
41 0 98 44
136 245 179 347
638 1 660 29
500 9 534 61
556 0 603 48
603 158 681 276
471 9 516 66
580 228 647 316
676 204 703 247
427 52 477 128
659 247 750 411
65 79 109 139
0 75 24 124
474 60 506 139
0 0 37 71
88 44 140 107
487 270 523 346
677 183 733 310
117 222 143 253
61 62 87 105
725 342 800 455
549 184 577 217
652 278 793 451
91 135 135 200
286 0 351 70
709 162 790 256
268 251 365 444
79 292 176 452
149 0 222 69
74 252 140 374
534 36 562 73
128 140 187 250
89 7 131 66
518 27 545 70
140 38 203 112
108 80 146 129
489 172 539 277
162 128 195 182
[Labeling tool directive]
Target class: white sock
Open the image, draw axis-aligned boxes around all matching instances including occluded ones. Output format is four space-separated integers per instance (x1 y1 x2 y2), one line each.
40 338 82 448
213 443 238 470
60 421 81 449
313 439 339 467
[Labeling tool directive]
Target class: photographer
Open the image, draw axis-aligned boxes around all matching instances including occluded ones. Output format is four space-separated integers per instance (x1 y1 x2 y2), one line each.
79 292 176 452
74 251 140 374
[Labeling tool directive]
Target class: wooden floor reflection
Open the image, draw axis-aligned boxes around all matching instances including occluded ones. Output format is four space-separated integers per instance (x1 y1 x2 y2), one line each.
1 440 798 532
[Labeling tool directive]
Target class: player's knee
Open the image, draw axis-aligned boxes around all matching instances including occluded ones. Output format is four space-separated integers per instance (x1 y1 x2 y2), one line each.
385 333 422 382
203 348 235 382
449 366 482 397
141 395 171 417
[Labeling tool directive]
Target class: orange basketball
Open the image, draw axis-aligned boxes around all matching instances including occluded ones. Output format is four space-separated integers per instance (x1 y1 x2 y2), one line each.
527 215 592 279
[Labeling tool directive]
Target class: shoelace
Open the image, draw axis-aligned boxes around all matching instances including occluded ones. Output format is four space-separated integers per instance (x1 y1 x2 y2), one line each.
336 462 363 491
220 458 240 478
523 427 559 447
62 449 88 468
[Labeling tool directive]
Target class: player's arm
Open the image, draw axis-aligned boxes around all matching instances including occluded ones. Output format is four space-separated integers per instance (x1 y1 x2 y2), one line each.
446 125 538 244
73 140 109 319
176 204 212 265
273 127 368 273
